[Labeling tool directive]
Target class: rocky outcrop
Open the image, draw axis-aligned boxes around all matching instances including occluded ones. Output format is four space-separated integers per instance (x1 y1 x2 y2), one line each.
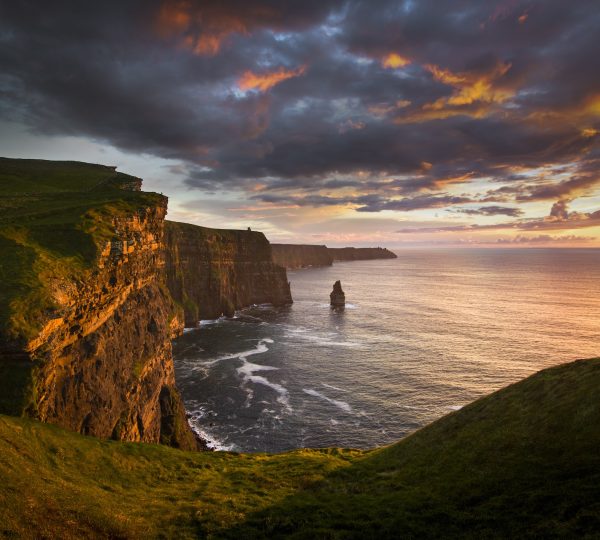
271 244 333 269
328 247 397 261
165 222 292 326
330 280 346 307
0 160 199 450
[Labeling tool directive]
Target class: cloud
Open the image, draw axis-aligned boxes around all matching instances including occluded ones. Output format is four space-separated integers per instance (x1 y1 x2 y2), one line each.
0 0 598 240
397 200 600 233
382 53 410 69
155 0 339 56
455 206 524 217
495 234 595 244
238 65 307 92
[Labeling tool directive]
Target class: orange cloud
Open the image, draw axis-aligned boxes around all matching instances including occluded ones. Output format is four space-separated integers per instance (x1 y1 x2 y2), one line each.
394 62 513 123
156 1 256 56
382 53 410 69
238 65 307 92
425 62 512 109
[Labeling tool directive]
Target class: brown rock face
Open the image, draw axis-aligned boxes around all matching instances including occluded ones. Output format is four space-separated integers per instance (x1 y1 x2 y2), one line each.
271 244 333 269
330 280 346 307
328 247 397 261
165 221 293 326
271 244 397 269
1 202 199 450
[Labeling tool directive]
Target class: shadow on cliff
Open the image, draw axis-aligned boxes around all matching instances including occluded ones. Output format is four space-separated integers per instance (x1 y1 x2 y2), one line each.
214 358 600 538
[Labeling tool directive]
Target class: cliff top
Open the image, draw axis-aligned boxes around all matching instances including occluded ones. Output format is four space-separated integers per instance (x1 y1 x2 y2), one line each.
0 356 598 537
0 157 165 342
0 157 142 194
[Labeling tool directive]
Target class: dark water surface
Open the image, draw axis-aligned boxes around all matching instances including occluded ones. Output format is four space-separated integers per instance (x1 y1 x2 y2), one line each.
173 248 600 452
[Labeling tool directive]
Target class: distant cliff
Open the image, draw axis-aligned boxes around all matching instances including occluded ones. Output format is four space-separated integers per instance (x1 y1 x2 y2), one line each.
272 243 396 268
165 222 292 326
271 244 333 269
328 247 397 261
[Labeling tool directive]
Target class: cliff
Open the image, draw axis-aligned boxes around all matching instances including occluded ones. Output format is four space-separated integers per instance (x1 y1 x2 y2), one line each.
271 243 396 268
165 222 292 326
1 356 599 537
0 158 198 449
328 246 397 261
271 243 333 269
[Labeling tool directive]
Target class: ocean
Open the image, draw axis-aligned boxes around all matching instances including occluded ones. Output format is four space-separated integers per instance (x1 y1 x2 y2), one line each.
172 248 600 452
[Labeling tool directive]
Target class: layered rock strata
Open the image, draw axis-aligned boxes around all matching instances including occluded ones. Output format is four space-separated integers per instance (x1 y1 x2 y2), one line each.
0 167 198 449
271 244 333 269
165 222 292 326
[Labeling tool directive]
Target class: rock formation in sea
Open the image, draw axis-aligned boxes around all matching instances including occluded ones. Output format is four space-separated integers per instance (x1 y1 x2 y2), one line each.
165 221 292 326
330 280 346 307
0 158 293 449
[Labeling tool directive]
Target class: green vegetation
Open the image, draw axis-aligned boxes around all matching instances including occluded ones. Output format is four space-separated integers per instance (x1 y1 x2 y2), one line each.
0 158 164 341
1 357 599 538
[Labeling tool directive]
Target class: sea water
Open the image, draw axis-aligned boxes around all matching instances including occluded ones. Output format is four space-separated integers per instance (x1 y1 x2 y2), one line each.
173 248 600 452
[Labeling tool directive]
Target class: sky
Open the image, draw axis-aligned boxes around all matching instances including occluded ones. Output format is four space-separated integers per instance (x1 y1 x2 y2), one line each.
0 0 599 247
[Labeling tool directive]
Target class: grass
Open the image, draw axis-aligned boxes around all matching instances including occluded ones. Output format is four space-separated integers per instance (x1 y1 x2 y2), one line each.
0 158 165 342
1 357 599 538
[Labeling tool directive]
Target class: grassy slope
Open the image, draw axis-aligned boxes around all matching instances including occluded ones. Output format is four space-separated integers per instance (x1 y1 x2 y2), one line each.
0 158 164 342
1 357 599 539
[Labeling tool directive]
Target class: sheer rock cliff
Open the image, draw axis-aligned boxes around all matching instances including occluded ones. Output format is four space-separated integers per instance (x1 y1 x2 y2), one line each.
165 221 292 326
271 244 396 268
0 158 292 449
271 244 333 269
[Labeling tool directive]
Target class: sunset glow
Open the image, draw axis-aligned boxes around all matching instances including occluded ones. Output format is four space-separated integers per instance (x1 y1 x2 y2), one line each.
238 65 307 92
0 0 598 247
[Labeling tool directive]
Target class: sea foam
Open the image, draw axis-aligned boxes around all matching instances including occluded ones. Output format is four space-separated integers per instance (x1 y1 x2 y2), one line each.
303 388 353 413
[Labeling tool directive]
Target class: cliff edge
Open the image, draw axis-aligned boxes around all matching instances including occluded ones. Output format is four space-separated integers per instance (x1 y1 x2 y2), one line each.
271 243 333 269
272 243 396 268
328 246 397 261
165 221 292 326
0 158 198 449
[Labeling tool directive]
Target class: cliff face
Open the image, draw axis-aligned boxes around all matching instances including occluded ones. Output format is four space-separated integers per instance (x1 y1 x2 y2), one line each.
0 159 198 450
271 244 333 269
165 222 292 326
271 244 396 268
328 247 397 261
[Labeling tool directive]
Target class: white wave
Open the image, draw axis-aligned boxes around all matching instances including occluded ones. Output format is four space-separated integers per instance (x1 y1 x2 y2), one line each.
199 317 226 326
322 383 347 392
447 405 463 411
185 408 236 451
190 423 236 451
236 360 291 411
191 338 273 369
291 333 364 349
303 388 353 413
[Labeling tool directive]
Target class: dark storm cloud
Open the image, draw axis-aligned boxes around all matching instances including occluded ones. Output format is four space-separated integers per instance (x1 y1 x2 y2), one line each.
0 0 599 216
455 206 524 217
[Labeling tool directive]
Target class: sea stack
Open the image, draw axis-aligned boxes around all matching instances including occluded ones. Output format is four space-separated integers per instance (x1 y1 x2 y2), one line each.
330 280 346 307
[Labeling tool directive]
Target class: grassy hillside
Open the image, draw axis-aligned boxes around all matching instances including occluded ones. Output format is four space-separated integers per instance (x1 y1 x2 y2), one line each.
1 357 599 538
0 158 164 342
